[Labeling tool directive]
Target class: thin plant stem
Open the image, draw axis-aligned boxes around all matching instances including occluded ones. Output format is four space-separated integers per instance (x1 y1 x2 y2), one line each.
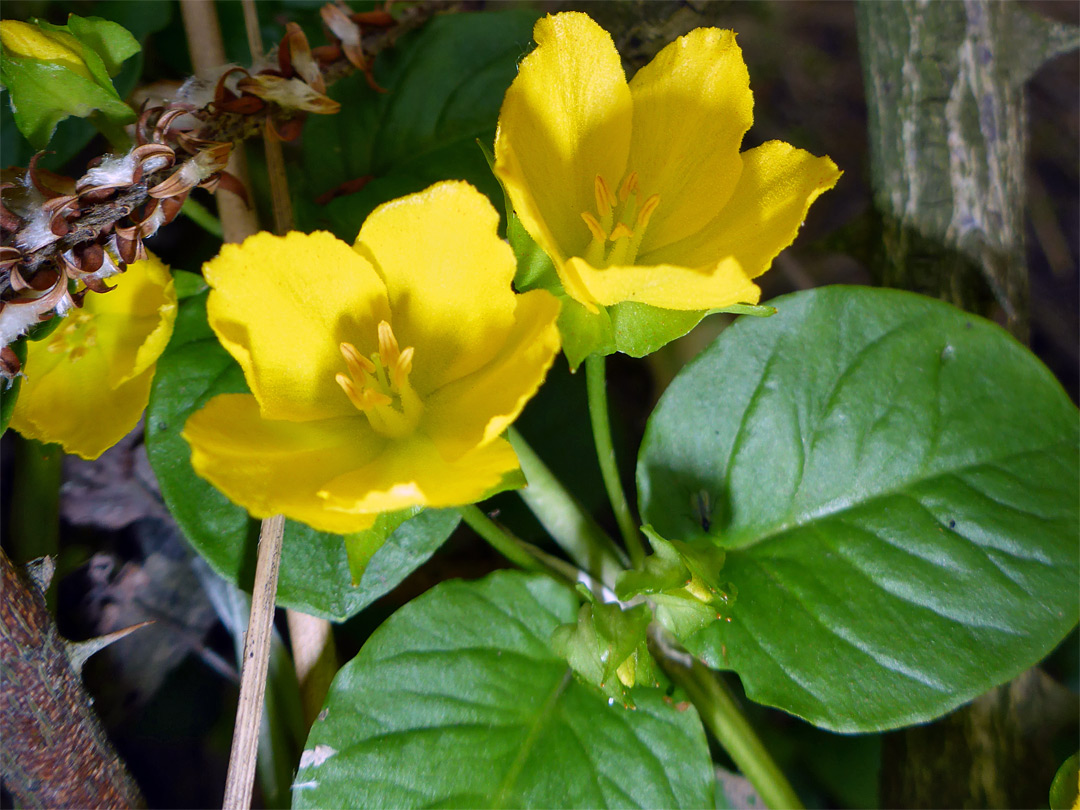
221 514 286 810
507 427 627 587
8 438 61 609
458 504 554 576
585 354 646 568
663 652 803 810
287 610 337 727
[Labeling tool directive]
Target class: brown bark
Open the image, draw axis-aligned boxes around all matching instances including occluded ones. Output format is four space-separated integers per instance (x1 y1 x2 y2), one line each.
0 548 144 808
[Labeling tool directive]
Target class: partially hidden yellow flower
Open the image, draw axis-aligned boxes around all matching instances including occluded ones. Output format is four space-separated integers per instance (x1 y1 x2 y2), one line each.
182 181 562 534
0 19 92 79
10 254 177 459
494 12 842 313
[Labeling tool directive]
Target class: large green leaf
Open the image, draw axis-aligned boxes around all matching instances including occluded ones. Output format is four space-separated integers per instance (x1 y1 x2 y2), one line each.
292 8 540 240
637 286 1079 732
293 570 714 809
145 292 459 622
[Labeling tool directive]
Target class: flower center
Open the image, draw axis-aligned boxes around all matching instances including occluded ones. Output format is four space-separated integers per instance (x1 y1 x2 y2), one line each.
46 310 96 360
579 172 660 268
335 321 422 438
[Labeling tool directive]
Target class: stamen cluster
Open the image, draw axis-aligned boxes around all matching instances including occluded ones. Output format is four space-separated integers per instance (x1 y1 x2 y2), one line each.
580 171 660 268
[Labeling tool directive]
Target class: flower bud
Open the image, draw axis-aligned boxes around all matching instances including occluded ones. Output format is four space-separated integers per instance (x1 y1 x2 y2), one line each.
0 20 92 80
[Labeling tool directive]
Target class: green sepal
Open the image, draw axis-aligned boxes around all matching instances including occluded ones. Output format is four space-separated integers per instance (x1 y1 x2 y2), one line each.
616 526 734 640
551 598 660 707
344 506 423 585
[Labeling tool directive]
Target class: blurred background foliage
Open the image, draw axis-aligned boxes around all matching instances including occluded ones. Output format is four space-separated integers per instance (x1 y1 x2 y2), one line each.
1 1 1075 807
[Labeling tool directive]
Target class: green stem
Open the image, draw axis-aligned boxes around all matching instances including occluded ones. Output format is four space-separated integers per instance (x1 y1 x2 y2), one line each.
458 504 550 575
665 654 803 810
9 438 62 607
585 354 645 568
507 428 627 587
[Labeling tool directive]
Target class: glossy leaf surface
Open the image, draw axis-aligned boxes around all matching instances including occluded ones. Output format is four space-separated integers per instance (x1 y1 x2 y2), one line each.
294 571 714 809
638 286 1079 731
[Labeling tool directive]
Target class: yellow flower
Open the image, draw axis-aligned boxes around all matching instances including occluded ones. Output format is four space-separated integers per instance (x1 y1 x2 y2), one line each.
182 182 561 534
10 254 177 459
494 12 842 313
0 19 92 80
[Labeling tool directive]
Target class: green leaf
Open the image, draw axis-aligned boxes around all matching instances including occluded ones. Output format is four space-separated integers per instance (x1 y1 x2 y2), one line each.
0 338 27 435
637 286 1080 732
145 292 459 621
293 9 541 240
65 16 141 77
171 269 208 299
0 52 134 148
1049 752 1079 810
294 571 715 809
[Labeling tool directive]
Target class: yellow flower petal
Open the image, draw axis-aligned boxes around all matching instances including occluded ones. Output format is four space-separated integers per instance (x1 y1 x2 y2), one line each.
494 12 632 267
10 255 176 460
628 28 752 254
424 289 561 460
183 393 385 534
353 182 519 394
645 140 842 276
205 231 391 423
565 256 760 311
11 363 156 460
91 254 177 387
317 435 523 516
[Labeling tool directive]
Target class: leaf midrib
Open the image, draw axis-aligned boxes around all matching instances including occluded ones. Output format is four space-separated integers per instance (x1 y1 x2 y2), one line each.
490 668 573 809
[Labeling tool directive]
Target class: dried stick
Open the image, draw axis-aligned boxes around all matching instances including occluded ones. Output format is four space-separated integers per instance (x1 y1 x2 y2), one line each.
221 514 286 810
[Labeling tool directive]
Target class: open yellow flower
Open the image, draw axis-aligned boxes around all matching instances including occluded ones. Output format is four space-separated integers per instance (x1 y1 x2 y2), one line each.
182 182 561 534
494 12 842 313
10 253 177 459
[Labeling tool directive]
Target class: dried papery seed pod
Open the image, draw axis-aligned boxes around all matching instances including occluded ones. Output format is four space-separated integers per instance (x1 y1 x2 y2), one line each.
151 108 192 145
0 273 74 347
42 195 81 235
237 74 340 114
321 3 366 70
0 248 23 274
27 154 76 199
0 184 21 233
130 143 176 178
158 194 187 225
1 344 21 378
281 22 326 94
76 153 140 199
